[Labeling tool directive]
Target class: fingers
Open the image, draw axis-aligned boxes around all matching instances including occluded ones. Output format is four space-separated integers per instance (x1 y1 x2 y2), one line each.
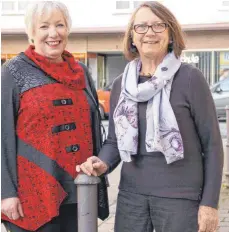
92 162 103 169
3 211 13 220
198 220 207 232
2 206 22 220
18 202 24 218
76 156 104 176
11 210 20 220
76 165 81 172
80 162 93 176
1 198 24 221
198 214 218 232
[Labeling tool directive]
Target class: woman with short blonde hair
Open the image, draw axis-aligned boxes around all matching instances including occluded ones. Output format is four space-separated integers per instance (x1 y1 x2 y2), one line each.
1 1 108 231
24 1 72 44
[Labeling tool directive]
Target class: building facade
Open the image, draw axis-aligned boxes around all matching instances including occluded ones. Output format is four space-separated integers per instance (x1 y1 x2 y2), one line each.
1 0 229 88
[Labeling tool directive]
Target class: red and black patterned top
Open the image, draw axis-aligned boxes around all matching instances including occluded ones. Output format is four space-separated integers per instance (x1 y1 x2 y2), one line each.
1 46 103 230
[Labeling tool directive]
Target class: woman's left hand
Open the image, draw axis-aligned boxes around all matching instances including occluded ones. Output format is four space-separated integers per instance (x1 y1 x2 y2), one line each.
198 206 218 232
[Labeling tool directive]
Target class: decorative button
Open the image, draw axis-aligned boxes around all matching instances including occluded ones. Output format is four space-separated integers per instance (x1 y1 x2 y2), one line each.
65 125 70 130
72 145 79 152
161 67 168 71
61 99 67 105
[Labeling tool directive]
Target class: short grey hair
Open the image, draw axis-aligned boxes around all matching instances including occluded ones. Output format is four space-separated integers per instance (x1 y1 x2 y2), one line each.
24 1 72 44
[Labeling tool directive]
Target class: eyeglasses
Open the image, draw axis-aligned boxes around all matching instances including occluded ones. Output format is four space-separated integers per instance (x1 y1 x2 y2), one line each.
133 23 168 34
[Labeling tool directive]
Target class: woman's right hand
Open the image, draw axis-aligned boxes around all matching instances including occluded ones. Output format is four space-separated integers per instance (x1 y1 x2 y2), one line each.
76 156 108 176
1 197 24 220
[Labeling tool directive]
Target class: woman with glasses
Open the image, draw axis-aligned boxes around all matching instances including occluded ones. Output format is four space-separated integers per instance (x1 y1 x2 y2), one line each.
77 2 223 232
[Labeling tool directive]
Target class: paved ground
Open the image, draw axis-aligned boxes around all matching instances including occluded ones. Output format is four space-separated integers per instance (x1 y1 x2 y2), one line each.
98 138 229 232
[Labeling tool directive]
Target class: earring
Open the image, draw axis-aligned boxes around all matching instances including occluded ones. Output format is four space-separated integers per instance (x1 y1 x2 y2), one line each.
168 40 173 53
130 42 138 53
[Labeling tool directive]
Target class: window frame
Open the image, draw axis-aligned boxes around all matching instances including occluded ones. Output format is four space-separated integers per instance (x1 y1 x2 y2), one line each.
218 0 229 11
1 0 29 15
113 0 147 14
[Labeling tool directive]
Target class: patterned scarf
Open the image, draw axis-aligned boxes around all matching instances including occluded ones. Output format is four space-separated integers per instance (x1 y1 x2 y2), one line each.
113 52 184 164
24 45 86 90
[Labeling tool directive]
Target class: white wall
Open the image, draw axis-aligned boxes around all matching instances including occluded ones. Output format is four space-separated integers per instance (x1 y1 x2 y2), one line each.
1 0 228 31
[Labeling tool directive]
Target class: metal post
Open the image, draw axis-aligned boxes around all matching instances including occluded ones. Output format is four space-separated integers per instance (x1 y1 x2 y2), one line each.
225 105 229 188
74 173 101 232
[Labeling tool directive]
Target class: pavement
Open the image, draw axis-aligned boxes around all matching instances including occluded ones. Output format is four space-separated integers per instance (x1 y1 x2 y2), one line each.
98 138 229 232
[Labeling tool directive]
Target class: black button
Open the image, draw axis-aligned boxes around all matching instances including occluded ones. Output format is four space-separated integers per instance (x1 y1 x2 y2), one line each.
72 145 79 152
53 99 73 106
65 144 80 153
52 123 76 134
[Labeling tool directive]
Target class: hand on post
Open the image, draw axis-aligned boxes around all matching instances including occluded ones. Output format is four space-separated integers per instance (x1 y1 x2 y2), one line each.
76 156 108 177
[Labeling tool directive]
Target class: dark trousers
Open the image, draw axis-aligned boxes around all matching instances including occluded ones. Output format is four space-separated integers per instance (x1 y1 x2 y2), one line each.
115 190 199 232
3 204 77 232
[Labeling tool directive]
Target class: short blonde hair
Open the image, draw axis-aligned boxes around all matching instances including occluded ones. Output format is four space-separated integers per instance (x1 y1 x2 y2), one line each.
123 1 186 60
24 1 72 44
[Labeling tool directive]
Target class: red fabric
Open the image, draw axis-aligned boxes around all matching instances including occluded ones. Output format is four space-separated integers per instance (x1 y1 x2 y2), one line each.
2 156 67 230
24 45 86 90
2 46 93 230
17 83 93 178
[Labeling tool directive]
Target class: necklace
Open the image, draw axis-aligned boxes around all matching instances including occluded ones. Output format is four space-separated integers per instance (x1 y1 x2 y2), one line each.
139 72 154 77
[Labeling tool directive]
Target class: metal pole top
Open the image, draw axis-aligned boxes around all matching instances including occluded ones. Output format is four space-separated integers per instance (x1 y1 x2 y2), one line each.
74 173 101 185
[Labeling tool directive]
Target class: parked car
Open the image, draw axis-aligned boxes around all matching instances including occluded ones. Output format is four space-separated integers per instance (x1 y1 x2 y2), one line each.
211 77 229 120
97 74 123 119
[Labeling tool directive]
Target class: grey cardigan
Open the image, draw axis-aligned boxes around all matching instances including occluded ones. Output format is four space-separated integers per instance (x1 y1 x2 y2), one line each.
98 62 224 209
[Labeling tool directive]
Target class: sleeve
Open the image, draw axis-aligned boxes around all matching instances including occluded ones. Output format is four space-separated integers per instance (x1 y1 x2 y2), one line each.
78 62 98 103
188 67 224 209
98 77 122 173
1 65 20 199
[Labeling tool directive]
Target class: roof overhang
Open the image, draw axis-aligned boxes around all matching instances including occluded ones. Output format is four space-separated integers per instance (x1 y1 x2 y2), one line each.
2 22 229 35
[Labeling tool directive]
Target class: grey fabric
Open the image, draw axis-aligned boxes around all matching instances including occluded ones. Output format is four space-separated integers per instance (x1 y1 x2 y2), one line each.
1 65 20 199
98 63 224 209
5 55 56 94
115 190 199 232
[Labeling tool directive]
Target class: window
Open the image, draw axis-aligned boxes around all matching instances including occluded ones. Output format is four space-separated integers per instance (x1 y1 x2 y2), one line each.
114 1 154 14
1 0 30 15
116 1 130 10
218 0 229 11
182 51 212 84
215 51 229 82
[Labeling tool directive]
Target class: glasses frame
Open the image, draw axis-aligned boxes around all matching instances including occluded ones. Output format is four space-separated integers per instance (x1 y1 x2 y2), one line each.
133 23 168 34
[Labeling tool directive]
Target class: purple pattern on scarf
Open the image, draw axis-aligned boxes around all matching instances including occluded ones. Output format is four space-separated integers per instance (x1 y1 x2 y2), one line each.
113 52 184 164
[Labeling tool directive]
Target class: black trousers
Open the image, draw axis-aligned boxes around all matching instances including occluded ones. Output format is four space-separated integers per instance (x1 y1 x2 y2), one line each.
115 190 199 232
3 204 77 232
